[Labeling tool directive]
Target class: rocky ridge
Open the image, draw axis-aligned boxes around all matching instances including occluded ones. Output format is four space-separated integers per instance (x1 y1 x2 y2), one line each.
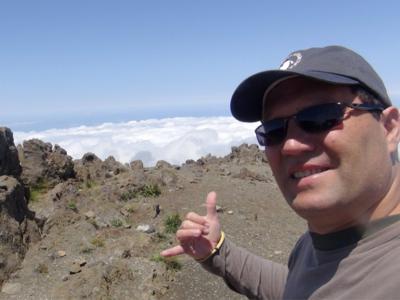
0 127 306 299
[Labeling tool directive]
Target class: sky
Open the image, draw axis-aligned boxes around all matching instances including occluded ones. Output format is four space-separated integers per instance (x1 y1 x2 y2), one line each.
2 1 400 164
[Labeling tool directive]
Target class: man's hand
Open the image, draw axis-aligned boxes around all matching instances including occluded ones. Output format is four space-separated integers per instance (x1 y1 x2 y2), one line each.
160 191 222 260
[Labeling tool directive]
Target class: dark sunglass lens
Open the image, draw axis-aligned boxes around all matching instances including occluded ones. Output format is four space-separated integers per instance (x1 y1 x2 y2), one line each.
297 103 344 133
262 119 286 146
255 126 266 146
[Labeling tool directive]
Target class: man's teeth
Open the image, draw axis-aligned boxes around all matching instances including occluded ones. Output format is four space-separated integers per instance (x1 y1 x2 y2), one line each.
293 169 325 179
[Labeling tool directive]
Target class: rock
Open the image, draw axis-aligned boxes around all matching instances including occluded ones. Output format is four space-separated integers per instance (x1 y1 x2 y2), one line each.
57 250 66 257
121 250 131 258
73 152 103 182
159 169 178 188
74 153 127 183
34 263 48 274
84 210 96 219
129 160 144 170
227 210 234 215
39 245 47 250
82 152 98 163
225 143 266 164
104 156 127 175
94 218 109 229
47 182 64 202
18 139 75 187
69 262 82 274
74 257 87 267
155 160 172 169
35 181 79 222
119 207 130 217
0 255 5 269
216 205 224 213
197 154 219 165
136 224 155 234
47 144 75 181
153 204 161 218
0 127 21 177
232 167 269 182
0 176 28 222
185 159 196 165
1 282 22 295
0 207 37 280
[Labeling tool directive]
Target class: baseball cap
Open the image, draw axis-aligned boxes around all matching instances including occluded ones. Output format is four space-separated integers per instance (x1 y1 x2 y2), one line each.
230 45 391 122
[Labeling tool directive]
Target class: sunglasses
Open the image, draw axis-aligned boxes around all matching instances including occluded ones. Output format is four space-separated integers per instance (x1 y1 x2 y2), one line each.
255 102 384 147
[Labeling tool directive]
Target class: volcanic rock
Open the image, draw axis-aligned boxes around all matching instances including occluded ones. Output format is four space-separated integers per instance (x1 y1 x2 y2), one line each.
1 282 21 295
0 175 40 285
0 128 21 177
18 139 74 187
136 224 156 234
104 156 127 175
155 160 172 169
74 153 127 182
225 143 266 164
130 160 144 171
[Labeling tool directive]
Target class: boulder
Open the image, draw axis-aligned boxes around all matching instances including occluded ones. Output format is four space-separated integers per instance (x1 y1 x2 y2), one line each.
18 139 75 187
225 143 266 164
47 144 75 181
0 175 40 285
0 175 28 222
232 167 270 182
159 169 178 188
0 127 21 177
136 224 155 234
73 152 103 182
74 153 128 182
0 129 42 285
155 160 172 169
104 156 127 175
129 160 144 171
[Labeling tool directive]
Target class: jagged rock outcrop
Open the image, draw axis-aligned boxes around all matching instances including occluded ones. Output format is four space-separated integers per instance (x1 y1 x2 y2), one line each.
130 160 144 171
104 156 127 176
74 153 128 182
18 139 75 187
225 143 266 164
0 128 40 286
0 128 21 178
155 160 173 169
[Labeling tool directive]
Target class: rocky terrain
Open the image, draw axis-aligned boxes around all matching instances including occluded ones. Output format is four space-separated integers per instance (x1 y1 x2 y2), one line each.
0 127 306 300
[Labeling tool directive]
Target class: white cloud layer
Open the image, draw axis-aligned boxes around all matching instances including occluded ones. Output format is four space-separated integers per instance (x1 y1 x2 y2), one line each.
13 117 259 167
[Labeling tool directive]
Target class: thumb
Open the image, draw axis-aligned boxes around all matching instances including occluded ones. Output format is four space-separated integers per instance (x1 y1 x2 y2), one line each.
206 191 218 219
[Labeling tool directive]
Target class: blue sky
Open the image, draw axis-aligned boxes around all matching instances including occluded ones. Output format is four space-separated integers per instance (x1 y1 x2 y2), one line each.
1 0 400 131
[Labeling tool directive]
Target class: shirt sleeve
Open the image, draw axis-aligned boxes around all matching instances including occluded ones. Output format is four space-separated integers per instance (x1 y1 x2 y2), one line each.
200 238 288 300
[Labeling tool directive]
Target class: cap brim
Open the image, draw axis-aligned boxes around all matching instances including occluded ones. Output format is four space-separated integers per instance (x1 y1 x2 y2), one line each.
230 70 359 122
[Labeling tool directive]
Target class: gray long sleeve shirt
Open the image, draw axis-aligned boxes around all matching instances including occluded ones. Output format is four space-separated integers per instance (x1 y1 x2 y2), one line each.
201 215 400 300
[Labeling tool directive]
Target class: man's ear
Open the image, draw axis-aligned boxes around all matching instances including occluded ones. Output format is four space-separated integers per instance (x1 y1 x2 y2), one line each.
381 106 400 154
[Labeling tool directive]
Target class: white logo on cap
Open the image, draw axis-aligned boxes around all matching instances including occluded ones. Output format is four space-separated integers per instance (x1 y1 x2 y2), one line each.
279 52 302 70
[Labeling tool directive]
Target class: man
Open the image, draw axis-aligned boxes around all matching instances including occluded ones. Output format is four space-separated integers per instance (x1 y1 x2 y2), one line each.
161 46 400 299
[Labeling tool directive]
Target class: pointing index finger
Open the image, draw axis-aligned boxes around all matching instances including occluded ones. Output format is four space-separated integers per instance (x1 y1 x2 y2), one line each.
160 245 185 257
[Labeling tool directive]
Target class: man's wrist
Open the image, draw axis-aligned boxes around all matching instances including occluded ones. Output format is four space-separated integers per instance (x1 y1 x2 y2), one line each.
195 231 225 263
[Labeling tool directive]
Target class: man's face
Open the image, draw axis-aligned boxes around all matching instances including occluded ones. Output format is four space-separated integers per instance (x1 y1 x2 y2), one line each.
264 77 395 233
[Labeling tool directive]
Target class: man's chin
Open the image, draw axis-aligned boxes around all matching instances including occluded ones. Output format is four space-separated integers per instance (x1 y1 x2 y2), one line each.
289 192 337 217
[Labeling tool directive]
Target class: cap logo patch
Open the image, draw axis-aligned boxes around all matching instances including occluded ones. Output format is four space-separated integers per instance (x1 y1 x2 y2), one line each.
279 52 302 70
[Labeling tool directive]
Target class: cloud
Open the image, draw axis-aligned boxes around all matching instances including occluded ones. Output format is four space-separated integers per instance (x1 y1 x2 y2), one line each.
13 117 258 166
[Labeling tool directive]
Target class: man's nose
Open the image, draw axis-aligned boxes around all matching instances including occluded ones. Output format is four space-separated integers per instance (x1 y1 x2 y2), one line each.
280 120 316 156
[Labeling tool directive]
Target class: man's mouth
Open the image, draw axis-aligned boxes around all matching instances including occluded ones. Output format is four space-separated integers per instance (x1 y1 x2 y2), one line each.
291 168 328 179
